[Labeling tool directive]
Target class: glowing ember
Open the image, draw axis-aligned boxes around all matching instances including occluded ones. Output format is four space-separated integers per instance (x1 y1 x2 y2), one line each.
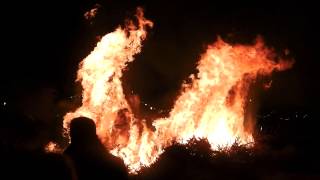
45 141 62 153
63 7 293 173
84 4 100 21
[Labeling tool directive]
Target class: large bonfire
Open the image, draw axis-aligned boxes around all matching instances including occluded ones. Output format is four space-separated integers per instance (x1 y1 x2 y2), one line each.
63 8 293 172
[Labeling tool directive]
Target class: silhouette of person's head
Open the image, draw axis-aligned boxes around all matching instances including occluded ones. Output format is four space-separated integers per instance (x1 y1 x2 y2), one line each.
69 117 97 144
65 117 128 180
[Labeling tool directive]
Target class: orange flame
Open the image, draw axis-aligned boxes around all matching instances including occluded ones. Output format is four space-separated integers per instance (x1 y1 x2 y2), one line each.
63 8 293 173
45 141 62 153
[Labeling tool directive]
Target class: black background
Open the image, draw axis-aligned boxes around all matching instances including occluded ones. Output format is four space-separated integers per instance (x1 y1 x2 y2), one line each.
3 1 319 107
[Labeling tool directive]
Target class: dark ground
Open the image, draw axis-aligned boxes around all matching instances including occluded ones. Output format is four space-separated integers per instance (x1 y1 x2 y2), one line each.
1 0 320 179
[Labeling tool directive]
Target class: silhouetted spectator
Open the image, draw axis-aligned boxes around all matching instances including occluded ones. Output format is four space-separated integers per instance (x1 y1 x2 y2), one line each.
64 117 127 180
1 109 77 180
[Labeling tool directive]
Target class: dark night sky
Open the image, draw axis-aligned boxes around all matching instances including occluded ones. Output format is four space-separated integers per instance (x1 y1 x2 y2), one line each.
2 1 319 139
3 1 319 104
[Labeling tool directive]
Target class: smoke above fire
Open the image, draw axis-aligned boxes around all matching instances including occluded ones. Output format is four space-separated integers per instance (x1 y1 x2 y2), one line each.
63 7 293 172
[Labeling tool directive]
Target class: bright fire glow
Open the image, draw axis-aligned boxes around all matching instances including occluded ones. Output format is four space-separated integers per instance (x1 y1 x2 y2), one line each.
63 8 293 172
45 141 62 153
